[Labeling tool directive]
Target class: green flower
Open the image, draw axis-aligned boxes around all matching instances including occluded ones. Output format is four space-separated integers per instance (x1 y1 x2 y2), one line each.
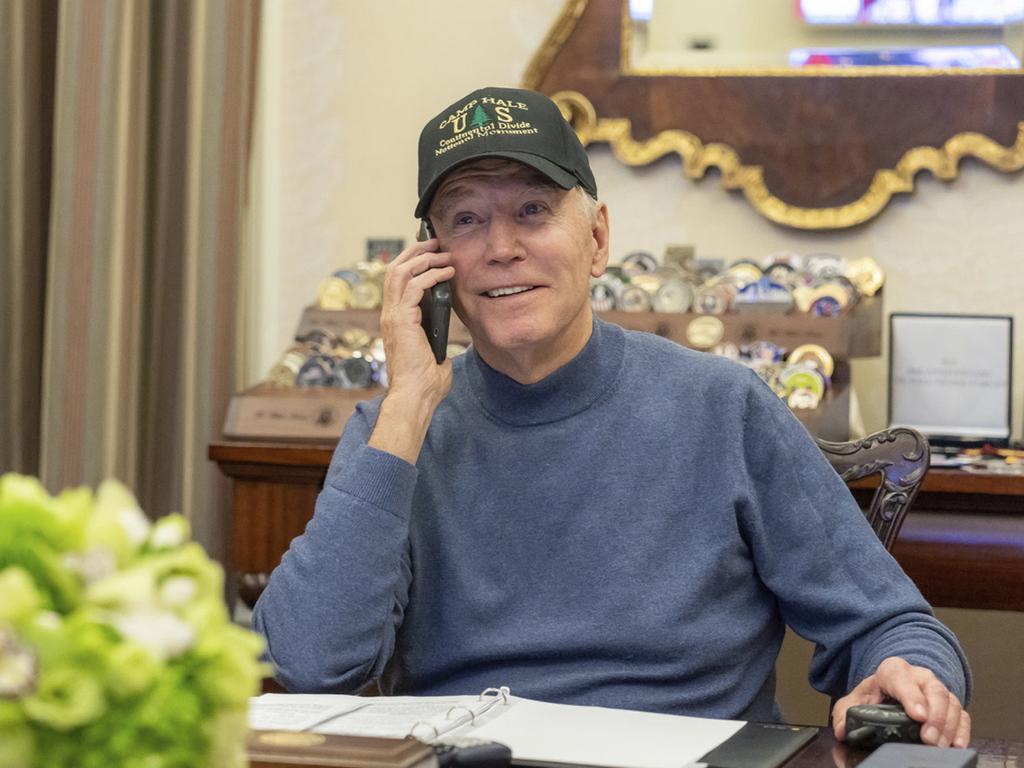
22 664 106 730
192 623 267 708
0 478 82 613
86 480 152 567
0 474 54 513
206 708 250 768
0 567 42 622
0 627 38 697
107 641 161 699
0 703 34 768
0 474 266 766
148 514 190 552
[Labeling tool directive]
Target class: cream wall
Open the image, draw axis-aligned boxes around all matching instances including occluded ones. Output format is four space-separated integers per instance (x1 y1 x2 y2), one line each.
251 0 1023 441
249 0 563 383
250 0 1023 740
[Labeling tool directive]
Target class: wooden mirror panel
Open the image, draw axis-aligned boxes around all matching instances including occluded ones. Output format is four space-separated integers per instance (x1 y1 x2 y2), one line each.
524 0 1024 229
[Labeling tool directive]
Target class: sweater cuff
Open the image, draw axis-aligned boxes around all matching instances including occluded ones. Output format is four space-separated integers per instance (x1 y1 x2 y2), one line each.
327 443 419 520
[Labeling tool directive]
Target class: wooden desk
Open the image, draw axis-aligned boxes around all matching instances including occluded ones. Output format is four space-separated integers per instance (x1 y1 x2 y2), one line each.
243 721 1020 767
786 729 1021 767
243 724 1022 768
849 472 1024 613
209 441 1024 611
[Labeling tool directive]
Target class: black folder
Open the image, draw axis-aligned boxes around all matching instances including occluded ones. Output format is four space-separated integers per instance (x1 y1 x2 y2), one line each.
698 722 817 768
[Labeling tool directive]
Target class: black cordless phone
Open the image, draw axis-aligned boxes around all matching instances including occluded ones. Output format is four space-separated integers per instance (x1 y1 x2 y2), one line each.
417 219 451 364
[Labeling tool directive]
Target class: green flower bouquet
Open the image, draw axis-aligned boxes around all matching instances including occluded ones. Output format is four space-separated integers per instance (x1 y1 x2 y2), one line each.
0 473 267 768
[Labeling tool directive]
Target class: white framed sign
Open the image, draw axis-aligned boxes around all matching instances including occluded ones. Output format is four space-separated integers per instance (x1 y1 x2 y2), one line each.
888 313 1014 445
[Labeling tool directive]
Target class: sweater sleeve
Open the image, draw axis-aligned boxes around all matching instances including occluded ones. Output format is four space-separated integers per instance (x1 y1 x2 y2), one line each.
252 400 418 693
736 372 972 704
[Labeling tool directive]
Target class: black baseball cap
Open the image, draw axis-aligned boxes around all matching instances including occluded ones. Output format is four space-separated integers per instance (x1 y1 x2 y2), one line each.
415 86 598 218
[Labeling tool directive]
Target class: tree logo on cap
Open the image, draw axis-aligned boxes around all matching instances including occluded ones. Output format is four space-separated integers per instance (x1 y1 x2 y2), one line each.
469 105 491 129
433 97 538 157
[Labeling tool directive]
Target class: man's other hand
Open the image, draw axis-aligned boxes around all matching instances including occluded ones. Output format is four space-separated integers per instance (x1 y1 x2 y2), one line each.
832 657 970 748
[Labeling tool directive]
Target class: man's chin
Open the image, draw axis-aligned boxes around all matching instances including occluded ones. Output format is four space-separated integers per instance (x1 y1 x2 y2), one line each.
469 320 550 356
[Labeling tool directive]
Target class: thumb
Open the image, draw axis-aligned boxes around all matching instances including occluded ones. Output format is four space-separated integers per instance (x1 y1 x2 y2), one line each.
832 675 885 741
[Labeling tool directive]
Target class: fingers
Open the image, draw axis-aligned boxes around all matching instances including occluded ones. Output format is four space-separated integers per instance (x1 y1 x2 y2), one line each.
876 657 929 721
382 242 453 309
831 659 966 749
953 709 971 748
389 236 438 266
831 675 883 742
875 658 963 747
376 237 456 395
837 657 971 749
918 681 954 746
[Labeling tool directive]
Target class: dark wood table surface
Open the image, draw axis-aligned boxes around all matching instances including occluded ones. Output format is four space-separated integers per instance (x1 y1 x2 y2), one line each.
782 728 1021 767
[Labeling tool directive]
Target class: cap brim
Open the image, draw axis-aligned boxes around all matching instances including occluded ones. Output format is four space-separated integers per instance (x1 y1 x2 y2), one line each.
415 151 580 219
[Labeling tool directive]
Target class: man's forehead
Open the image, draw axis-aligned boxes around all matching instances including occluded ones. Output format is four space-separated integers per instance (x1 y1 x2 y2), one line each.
431 159 563 212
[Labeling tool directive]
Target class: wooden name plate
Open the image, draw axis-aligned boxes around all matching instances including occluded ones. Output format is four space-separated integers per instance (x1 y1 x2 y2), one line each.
223 386 377 442
248 730 437 768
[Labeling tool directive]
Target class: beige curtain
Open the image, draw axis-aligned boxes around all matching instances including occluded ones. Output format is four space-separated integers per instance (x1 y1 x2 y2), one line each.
0 0 259 566
0 0 56 477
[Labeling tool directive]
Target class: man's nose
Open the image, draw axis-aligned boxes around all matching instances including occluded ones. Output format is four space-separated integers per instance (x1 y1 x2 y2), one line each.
485 217 525 264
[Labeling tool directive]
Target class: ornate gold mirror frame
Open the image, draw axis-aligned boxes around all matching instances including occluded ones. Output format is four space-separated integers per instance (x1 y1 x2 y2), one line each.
523 0 1024 229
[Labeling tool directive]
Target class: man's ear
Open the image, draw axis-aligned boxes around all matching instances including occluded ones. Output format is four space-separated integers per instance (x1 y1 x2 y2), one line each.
590 201 610 278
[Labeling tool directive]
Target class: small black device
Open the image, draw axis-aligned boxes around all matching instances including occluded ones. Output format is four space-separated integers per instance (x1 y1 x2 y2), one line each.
432 739 512 768
417 218 451 364
845 703 922 748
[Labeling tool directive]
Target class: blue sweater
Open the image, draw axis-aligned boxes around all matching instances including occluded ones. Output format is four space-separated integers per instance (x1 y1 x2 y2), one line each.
254 319 970 720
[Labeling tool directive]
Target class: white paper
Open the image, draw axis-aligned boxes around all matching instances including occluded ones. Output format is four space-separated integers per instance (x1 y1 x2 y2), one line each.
248 693 369 731
312 695 480 739
466 698 744 768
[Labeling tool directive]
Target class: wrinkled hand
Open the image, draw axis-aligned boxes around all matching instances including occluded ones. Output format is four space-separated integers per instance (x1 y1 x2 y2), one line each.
367 238 456 464
832 657 970 748
378 237 456 406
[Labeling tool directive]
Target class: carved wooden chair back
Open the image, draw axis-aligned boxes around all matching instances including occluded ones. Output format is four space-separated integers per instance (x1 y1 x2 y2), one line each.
815 427 930 552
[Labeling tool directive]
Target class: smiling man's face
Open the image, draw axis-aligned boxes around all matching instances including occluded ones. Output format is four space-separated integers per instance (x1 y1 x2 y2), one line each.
429 159 609 383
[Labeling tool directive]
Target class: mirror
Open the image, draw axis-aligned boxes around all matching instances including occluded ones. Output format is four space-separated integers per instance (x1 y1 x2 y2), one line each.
524 0 1024 229
630 0 1024 70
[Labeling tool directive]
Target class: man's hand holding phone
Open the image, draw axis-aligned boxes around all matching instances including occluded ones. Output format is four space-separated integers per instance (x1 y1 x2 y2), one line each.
367 231 455 465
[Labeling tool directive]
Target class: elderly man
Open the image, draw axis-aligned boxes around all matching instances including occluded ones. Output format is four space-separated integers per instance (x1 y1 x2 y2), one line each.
254 86 971 748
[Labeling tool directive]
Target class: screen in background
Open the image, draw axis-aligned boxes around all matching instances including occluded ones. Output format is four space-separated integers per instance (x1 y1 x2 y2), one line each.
888 313 1014 446
799 0 1024 26
790 44 1022 67
629 0 653 22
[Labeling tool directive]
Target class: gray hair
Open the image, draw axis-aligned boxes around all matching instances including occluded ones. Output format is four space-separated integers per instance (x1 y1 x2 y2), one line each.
576 187 600 225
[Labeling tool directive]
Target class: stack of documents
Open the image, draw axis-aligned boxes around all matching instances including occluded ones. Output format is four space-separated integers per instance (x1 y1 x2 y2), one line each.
249 687 814 768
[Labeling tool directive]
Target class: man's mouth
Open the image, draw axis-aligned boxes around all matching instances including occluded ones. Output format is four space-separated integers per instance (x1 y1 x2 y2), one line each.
483 285 536 298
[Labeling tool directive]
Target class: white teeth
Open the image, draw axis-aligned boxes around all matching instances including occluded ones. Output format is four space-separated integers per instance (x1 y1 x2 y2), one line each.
486 286 533 298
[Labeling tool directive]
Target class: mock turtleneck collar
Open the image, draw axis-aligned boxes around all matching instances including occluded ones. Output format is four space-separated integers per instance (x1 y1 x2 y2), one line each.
463 318 625 426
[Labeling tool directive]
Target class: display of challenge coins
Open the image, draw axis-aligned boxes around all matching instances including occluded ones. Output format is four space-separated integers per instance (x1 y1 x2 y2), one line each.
707 340 834 411
591 252 883 319
316 260 388 311
273 327 389 391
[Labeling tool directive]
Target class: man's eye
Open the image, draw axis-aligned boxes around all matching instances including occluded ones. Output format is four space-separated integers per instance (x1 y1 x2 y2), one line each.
453 213 476 226
522 202 547 216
